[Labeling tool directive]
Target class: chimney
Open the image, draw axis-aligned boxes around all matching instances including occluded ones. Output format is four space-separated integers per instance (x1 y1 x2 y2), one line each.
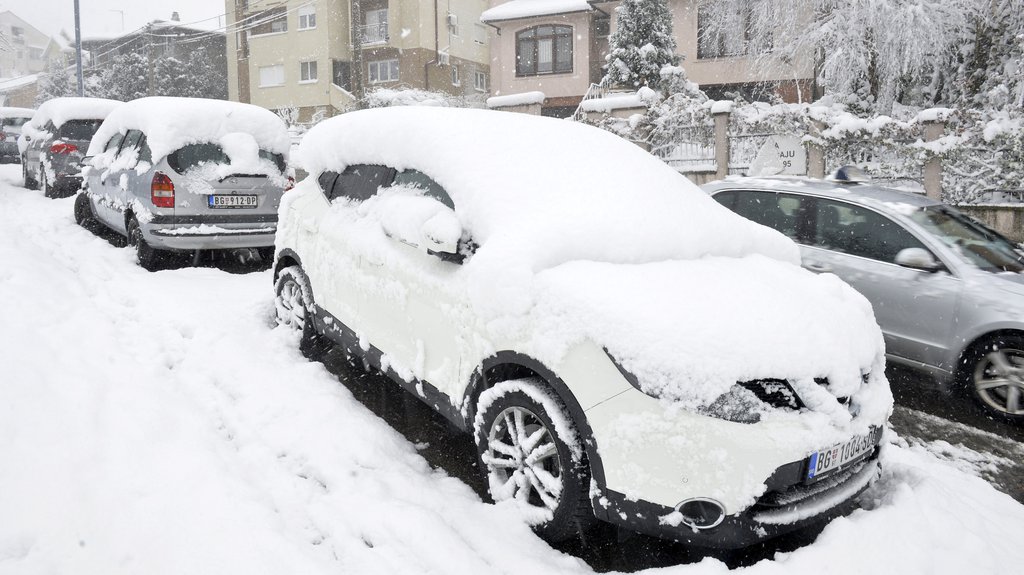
171 12 180 22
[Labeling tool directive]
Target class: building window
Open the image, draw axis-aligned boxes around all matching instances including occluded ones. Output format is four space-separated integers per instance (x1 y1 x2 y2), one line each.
368 59 399 83
332 60 352 91
361 9 388 44
258 64 285 87
515 25 572 76
249 8 288 36
300 60 318 83
298 5 316 30
474 70 487 92
451 64 460 86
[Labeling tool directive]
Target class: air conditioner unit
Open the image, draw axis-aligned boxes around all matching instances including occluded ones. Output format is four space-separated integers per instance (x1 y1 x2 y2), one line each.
438 52 450 65
447 14 458 27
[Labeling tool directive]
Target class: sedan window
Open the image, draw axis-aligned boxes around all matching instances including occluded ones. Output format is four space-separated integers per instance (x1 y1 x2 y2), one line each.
120 130 143 155
392 169 455 209
104 133 125 153
812 198 927 264
331 164 396 202
721 190 805 242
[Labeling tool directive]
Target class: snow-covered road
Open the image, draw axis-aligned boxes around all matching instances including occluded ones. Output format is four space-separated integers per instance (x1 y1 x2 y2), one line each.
1 164 1021 574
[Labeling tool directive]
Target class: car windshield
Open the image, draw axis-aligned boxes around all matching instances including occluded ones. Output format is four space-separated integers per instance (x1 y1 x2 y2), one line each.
57 119 103 141
168 143 285 174
909 206 1024 273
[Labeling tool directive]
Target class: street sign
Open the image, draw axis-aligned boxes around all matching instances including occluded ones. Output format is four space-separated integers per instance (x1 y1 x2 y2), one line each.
749 135 807 176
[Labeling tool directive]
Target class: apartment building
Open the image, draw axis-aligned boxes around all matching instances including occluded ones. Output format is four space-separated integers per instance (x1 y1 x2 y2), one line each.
227 0 491 122
482 0 815 117
0 11 64 79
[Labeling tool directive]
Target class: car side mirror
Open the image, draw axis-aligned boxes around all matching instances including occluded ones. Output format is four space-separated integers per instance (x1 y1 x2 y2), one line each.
379 192 465 261
895 247 942 272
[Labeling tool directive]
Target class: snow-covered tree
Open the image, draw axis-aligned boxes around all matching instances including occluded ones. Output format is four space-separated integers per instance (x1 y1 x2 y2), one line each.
154 56 189 98
185 47 227 99
35 57 75 105
697 0 978 114
100 53 149 101
603 0 680 90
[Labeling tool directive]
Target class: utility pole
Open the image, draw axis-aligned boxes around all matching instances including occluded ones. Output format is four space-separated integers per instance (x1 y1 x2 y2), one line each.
74 0 84 96
350 0 364 108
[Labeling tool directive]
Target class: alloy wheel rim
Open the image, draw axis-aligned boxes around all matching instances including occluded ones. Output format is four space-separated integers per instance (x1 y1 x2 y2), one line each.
974 347 1024 415
484 405 563 517
277 278 306 330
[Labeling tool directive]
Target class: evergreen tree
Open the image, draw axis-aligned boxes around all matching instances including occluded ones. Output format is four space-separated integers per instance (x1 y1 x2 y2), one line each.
185 47 227 99
100 53 149 101
603 0 680 90
154 56 189 97
35 57 75 105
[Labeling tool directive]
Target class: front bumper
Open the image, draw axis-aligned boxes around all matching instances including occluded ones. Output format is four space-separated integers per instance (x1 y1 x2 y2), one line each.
594 453 880 549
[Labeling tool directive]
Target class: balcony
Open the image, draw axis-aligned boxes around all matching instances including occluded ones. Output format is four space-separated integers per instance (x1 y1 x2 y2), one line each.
358 22 389 45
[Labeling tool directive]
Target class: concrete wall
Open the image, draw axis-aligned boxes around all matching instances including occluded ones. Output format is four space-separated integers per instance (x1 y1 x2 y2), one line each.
957 205 1024 243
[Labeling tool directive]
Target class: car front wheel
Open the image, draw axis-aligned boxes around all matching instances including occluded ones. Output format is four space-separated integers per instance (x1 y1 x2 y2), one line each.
966 334 1024 421
74 193 100 233
474 379 593 542
274 265 329 359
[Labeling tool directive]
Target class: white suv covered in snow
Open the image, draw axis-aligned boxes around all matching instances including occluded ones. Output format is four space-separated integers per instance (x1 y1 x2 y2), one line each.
273 107 893 548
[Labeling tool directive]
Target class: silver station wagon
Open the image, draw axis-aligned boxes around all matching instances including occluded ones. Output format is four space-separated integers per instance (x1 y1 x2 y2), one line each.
76 97 291 270
705 176 1024 421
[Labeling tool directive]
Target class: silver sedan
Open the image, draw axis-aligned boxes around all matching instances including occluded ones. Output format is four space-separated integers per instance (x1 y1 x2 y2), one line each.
704 177 1024 421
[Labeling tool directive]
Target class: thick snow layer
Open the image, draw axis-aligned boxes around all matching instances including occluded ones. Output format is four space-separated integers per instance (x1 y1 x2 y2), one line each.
1 166 1024 573
298 107 883 408
579 88 659 113
486 91 546 108
18 97 121 154
0 106 34 119
86 97 291 162
481 0 591 22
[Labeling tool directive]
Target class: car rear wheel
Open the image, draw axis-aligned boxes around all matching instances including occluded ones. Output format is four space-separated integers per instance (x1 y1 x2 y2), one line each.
41 167 55 198
74 193 100 233
474 379 594 542
274 265 330 359
126 215 163 272
22 159 37 190
965 334 1024 421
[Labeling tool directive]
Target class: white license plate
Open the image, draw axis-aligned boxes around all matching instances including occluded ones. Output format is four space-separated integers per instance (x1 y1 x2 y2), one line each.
806 428 880 483
209 194 257 209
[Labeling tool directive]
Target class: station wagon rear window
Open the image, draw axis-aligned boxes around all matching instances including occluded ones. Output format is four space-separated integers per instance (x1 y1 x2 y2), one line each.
58 120 103 141
168 143 286 174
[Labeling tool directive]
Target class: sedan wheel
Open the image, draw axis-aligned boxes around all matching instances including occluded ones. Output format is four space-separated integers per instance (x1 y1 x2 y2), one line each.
474 380 593 542
972 342 1024 420
274 265 330 359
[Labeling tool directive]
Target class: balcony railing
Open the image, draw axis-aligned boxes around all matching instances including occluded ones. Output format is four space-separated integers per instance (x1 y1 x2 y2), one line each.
358 22 389 45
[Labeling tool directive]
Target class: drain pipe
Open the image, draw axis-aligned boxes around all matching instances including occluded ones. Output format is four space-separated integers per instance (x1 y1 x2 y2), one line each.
424 0 439 90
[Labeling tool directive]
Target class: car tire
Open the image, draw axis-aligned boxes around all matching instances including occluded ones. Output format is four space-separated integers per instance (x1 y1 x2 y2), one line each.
274 265 330 359
962 334 1024 421
257 246 276 264
126 215 163 272
74 192 100 233
474 379 594 543
22 159 38 190
41 167 56 199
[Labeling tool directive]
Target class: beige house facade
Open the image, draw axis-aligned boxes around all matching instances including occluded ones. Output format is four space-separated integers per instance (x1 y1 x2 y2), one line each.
482 0 815 117
227 0 491 122
0 11 64 80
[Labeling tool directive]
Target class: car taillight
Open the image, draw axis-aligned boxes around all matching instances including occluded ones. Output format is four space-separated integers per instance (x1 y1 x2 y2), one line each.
0 132 6 141
151 172 175 208
50 142 78 154
285 176 295 191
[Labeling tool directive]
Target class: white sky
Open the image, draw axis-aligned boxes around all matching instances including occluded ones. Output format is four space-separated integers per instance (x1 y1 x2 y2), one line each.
3 0 226 43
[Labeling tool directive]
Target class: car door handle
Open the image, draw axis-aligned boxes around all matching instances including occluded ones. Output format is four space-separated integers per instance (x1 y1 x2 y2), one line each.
804 262 833 273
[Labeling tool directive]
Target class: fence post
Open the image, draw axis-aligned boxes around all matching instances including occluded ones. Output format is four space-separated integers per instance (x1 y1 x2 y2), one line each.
712 102 732 180
922 119 945 201
807 120 826 178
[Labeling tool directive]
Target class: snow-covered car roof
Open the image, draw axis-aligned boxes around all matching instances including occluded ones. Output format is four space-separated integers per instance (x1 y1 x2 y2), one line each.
301 106 800 269
27 97 121 130
87 97 291 162
0 107 34 120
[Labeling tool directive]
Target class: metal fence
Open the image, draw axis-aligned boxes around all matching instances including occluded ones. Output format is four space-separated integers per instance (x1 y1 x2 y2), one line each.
650 125 716 173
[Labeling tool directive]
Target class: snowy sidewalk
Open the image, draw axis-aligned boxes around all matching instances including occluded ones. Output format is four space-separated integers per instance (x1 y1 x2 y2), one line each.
0 164 1021 574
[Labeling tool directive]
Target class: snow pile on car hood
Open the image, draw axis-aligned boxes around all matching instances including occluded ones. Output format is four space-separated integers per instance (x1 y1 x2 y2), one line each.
87 97 290 163
18 97 121 154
